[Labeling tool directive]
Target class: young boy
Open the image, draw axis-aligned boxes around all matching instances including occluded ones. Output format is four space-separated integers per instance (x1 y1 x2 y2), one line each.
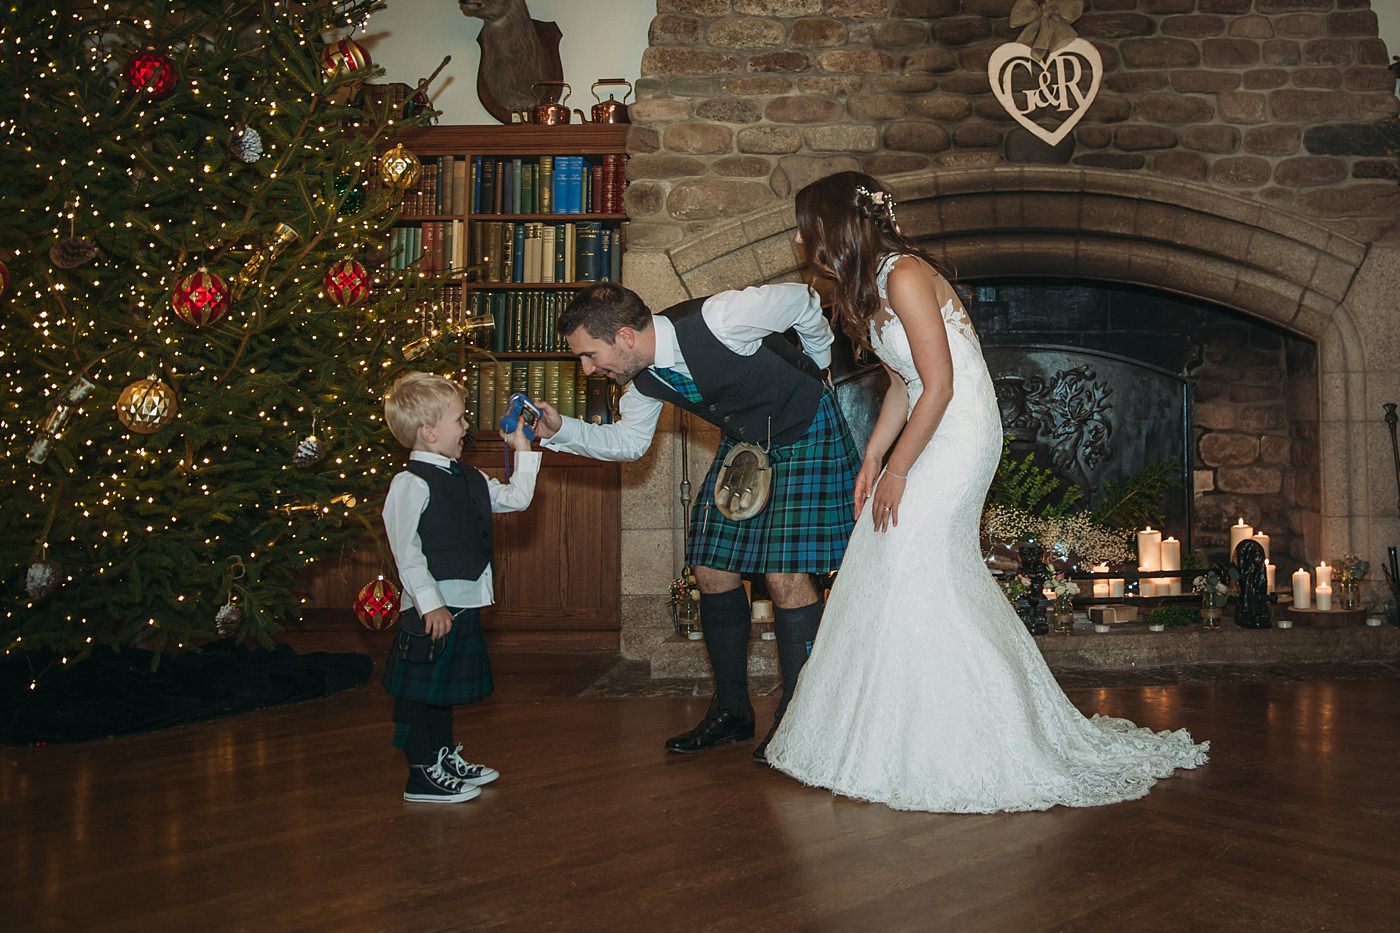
381 371 539 803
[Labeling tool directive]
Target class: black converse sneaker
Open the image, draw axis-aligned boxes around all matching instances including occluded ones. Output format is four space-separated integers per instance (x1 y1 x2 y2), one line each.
404 748 482 803
445 744 499 786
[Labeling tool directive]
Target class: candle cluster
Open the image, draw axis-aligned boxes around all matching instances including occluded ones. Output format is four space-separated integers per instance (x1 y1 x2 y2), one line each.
1291 562 1334 611
1134 527 1181 596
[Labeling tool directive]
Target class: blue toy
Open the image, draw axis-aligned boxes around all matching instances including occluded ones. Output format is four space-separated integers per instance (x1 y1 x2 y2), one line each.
499 392 542 441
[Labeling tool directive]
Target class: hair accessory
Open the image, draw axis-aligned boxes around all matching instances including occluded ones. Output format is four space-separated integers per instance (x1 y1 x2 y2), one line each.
854 183 898 228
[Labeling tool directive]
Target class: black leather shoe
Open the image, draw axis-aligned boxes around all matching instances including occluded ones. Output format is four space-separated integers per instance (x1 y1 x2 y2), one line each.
665 707 756 754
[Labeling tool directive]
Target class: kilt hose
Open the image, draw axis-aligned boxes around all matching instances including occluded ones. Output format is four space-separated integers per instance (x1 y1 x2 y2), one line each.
382 606 493 710
687 389 860 574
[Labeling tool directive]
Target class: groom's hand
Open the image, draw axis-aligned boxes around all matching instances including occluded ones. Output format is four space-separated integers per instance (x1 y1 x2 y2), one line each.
535 401 563 439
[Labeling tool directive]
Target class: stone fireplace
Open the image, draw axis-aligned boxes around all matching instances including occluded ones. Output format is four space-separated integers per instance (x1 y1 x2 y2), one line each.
612 0 1400 661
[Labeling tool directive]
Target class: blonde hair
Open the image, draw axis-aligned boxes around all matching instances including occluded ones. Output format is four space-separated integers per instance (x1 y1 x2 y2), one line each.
383 372 465 449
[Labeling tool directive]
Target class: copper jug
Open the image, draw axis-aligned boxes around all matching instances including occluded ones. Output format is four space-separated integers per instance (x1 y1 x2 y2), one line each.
531 81 573 126
589 78 632 124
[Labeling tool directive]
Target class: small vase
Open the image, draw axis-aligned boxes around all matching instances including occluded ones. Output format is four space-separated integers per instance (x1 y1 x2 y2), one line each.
1148 623 1165 632
1338 580 1360 611
674 599 702 640
1051 602 1074 635
1201 591 1227 632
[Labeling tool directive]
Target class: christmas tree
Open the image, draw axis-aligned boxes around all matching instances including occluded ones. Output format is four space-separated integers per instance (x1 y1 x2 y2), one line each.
0 0 449 673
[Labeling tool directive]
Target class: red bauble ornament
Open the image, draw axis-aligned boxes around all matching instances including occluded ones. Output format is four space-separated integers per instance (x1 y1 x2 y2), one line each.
322 38 372 79
126 51 179 99
0 258 8 298
169 268 231 325
323 258 372 307
355 576 400 631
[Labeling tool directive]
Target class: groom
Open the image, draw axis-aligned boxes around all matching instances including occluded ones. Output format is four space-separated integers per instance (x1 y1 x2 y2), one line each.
534 281 860 762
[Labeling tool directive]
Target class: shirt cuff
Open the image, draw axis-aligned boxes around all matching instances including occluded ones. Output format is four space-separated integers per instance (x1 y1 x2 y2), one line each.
512 450 543 471
541 417 579 450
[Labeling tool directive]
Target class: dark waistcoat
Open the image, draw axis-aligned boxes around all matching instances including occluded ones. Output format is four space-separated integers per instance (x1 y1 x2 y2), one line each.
630 296 825 447
405 460 493 582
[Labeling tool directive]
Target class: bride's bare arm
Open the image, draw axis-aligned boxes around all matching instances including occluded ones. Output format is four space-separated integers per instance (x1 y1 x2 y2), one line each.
882 257 955 478
863 362 908 465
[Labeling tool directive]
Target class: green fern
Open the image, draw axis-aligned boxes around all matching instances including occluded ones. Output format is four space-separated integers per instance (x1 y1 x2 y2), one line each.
1090 460 1179 531
987 438 1082 517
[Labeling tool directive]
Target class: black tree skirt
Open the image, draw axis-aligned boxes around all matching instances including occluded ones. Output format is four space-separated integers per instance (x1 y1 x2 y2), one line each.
0 641 372 746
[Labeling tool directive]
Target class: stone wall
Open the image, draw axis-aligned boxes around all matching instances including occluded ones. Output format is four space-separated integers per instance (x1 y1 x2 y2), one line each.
627 0 1399 248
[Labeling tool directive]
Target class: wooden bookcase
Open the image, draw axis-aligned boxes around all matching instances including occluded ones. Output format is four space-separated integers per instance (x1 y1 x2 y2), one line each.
303 125 628 652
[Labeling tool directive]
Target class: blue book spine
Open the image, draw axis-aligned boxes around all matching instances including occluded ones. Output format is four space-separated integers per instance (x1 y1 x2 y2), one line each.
512 223 526 283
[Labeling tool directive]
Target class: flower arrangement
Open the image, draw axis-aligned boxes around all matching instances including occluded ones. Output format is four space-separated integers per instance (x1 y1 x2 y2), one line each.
1045 571 1080 602
999 573 1033 602
1191 568 1235 597
1337 554 1369 584
670 566 700 608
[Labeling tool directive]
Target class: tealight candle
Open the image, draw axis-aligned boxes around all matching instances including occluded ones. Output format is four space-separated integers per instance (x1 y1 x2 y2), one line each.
1314 582 1332 611
1250 531 1270 561
1315 561 1332 588
1229 518 1254 558
1137 527 1162 572
1292 568 1312 610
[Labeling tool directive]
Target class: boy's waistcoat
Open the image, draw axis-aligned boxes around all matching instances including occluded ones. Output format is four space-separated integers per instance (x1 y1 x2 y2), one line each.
404 460 493 582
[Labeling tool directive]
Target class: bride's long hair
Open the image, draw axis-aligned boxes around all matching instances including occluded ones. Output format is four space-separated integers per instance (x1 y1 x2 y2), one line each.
795 171 951 360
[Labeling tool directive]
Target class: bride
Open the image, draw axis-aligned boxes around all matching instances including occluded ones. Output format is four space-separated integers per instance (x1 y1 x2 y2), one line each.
765 172 1208 812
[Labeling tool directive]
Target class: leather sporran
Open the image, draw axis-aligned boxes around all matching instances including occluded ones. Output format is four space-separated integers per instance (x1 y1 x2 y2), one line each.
714 442 772 521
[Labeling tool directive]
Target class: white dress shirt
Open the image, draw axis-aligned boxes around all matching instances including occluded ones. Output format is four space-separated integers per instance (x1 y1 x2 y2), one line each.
542 282 833 462
382 449 541 613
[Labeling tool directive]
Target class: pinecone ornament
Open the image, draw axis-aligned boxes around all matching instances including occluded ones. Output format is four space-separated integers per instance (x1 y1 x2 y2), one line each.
293 433 326 467
231 124 263 163
214 602 242 638
49 237 99 269
25 559 61 600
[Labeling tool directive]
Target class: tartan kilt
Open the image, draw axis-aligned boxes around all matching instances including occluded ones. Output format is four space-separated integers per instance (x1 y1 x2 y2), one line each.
381 606 493 706
688 390 860 574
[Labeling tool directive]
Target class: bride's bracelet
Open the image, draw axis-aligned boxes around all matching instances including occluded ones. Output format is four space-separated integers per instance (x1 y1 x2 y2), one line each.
885 467 908 479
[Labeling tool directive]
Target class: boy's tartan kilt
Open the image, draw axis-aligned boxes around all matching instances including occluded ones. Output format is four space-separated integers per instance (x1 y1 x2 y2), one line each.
688 390 860 574
382 606 493 706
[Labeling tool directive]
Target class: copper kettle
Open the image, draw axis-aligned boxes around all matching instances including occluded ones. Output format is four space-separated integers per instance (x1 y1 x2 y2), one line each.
589 78 632 124
531 81 574 126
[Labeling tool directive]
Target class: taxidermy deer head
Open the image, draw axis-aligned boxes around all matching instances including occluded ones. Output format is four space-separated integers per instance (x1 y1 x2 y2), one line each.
459 0 564 123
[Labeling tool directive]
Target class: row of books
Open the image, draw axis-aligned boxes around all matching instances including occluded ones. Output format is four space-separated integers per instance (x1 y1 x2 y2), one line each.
472 221 622 285
472 154 626 216
386 222 465 274
401 157 468 217
465 359 614 430
467 288 576 353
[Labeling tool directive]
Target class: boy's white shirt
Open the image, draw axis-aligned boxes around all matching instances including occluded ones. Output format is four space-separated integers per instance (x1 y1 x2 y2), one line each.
382 449 541 614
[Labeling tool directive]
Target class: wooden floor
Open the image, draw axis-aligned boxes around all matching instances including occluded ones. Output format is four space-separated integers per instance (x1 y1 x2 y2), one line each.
4 655 1399 932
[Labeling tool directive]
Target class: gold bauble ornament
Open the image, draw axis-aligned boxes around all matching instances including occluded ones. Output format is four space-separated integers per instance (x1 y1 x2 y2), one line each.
115 376 177 434
378 143 421 191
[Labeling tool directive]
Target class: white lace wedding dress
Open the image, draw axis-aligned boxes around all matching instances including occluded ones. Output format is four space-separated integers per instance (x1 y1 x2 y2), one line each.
765 254 1208 812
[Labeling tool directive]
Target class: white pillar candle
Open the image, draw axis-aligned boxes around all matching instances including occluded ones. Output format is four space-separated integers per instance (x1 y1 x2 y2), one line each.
1249 531 1270 561
1091 564 1110 598
1229 518 1254 558
1160 537 1181 571
1136 527 1162 572
751 599 774 622
1109 577 1125 597
1314 582 1332 612
1315 561 1332 588
1165 577 1182 596
1265 560 1276 592
1140 579 1156 597
1292 568 1312 610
